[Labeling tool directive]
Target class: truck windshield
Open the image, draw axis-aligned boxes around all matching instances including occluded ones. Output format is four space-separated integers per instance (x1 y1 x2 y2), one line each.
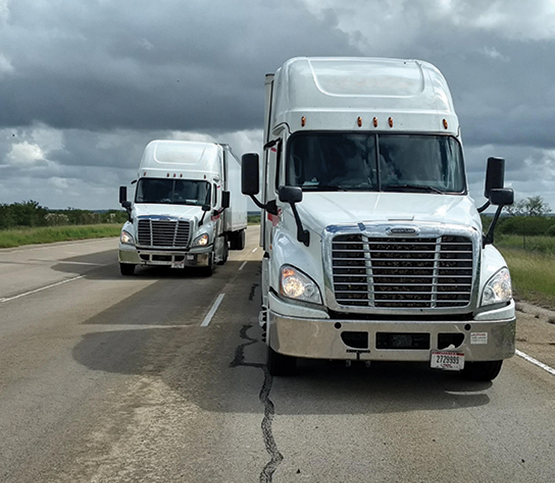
135 178 211 206
286 133 466 193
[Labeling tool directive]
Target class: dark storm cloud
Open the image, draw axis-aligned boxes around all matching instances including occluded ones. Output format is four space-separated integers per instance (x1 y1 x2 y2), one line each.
1 0 554 209
0 0 358 132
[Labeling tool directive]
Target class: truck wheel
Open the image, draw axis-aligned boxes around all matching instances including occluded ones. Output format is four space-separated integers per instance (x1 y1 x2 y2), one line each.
462 360 503 381
120 263 135 276
236 230 245 250
202 253 215 277
218 239 229 265
230 230 245 250
267 346 297 376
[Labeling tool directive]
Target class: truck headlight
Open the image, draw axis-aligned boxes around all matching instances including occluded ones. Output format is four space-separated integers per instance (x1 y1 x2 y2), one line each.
280 265 322 305
192 233 210 247
120 230 134 245
481 267 512 306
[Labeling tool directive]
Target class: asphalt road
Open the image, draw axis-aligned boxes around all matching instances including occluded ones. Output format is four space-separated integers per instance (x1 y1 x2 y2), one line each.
0 227 554 483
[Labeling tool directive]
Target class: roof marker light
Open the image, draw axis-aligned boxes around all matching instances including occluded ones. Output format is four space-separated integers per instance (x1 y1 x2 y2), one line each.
373 117 378 128
388 117 393 128
167 173 170 177
443 119 448 129
301 116 306 127
357 117 362 127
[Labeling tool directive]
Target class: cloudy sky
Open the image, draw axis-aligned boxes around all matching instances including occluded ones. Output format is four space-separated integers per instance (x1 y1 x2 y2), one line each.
0 0 554 211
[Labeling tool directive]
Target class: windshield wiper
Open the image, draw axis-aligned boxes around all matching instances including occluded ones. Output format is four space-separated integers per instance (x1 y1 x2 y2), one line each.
382 184 444 194
302 185 346 191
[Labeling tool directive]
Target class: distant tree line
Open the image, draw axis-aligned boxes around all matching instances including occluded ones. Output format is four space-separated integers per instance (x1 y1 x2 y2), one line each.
0 200 128 230
482 196 555 237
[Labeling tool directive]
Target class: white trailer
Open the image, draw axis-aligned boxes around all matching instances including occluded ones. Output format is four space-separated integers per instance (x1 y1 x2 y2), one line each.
119 140 247 276
242 57 515 381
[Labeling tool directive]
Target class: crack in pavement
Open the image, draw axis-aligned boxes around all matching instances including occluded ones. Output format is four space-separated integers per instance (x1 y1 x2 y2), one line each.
230 324 283 482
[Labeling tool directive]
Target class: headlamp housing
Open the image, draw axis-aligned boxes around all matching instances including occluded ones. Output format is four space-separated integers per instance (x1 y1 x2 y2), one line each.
481 267 512 306
280 265 323 305
120 230 134 245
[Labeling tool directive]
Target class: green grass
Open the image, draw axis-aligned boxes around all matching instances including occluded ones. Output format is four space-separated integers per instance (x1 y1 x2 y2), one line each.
247 214 261 225
496 234 555 255
498 247 555 309
0 224 121 248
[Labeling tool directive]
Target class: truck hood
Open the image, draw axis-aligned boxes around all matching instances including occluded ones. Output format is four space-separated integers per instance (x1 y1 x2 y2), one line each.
133 203 204 221
296 192 481 232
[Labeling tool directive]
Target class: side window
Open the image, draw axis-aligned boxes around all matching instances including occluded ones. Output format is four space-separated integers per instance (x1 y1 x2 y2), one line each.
274 140 282 191
213 183 217 206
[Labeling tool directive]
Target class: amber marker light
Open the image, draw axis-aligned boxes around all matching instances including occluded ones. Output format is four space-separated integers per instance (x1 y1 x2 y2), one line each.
301 116 306 127
373 117 378 127
388 117 393 128
357 117 362 127
443 119 448 129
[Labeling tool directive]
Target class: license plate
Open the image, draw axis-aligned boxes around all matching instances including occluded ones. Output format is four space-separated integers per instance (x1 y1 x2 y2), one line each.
430 351 465 371
171 261 185 269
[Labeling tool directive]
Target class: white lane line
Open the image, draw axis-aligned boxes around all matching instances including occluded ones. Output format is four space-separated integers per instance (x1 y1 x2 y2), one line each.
516 349 555 376
0 275 85 303
238 261 247 271
51 260 104 267
201 293 225 327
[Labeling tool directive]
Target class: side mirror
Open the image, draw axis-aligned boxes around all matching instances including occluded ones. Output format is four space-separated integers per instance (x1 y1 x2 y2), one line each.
202 204 211 212
119 186 127 204
242 153 260 195
222 191 230 209
279 186 303 204
484 157 505 199
489 188 514 206
122 201 132 209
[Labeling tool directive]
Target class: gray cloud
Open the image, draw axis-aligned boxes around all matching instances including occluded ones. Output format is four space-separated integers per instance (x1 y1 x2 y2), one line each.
0 0 554 211
0 0 358 132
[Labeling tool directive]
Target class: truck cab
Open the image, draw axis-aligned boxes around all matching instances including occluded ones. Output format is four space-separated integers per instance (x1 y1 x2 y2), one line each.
119 140 247 276
242 57 515 381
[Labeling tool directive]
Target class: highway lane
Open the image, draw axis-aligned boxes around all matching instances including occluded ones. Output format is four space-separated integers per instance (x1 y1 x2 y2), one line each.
0 227 554 482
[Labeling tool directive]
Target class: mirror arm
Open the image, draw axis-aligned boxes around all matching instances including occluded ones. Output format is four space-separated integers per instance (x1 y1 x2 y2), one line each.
289 202 310 247
249 194 267 211
483 204 504 246
199 211 207 227
477 200 491 214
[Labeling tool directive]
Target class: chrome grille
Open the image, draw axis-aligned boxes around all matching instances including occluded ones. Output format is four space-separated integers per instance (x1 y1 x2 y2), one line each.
332 234 473 309
137 219 190 248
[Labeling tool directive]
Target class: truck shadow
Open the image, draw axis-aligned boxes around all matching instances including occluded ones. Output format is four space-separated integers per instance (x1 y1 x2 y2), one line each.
72 260 492 415
48 250 241 281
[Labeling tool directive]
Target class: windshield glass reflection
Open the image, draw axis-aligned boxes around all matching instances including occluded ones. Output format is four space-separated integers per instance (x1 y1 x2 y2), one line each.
135 178 211 206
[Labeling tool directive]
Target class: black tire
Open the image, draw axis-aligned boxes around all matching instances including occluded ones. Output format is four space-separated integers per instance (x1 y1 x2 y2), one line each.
230 230 246 250
120 263 135 276
218 239 229 265
267 346 297 376
462 360 503 381
201 253 215 277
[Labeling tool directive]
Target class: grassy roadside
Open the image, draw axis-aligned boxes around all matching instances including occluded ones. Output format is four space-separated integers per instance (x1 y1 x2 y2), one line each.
498 247 555 310
0 224 121 249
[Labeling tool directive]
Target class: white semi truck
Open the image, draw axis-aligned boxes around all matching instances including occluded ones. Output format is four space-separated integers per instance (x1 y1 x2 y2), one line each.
119 140 247 276
242 57 515 381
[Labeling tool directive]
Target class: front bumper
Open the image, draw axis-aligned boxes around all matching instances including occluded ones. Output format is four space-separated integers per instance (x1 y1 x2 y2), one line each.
118 244 212 267
268 309 516 362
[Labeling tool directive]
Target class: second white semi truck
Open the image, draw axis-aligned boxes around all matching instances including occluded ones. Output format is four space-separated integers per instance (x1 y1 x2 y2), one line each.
119 140 247 276
242 57 515 381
